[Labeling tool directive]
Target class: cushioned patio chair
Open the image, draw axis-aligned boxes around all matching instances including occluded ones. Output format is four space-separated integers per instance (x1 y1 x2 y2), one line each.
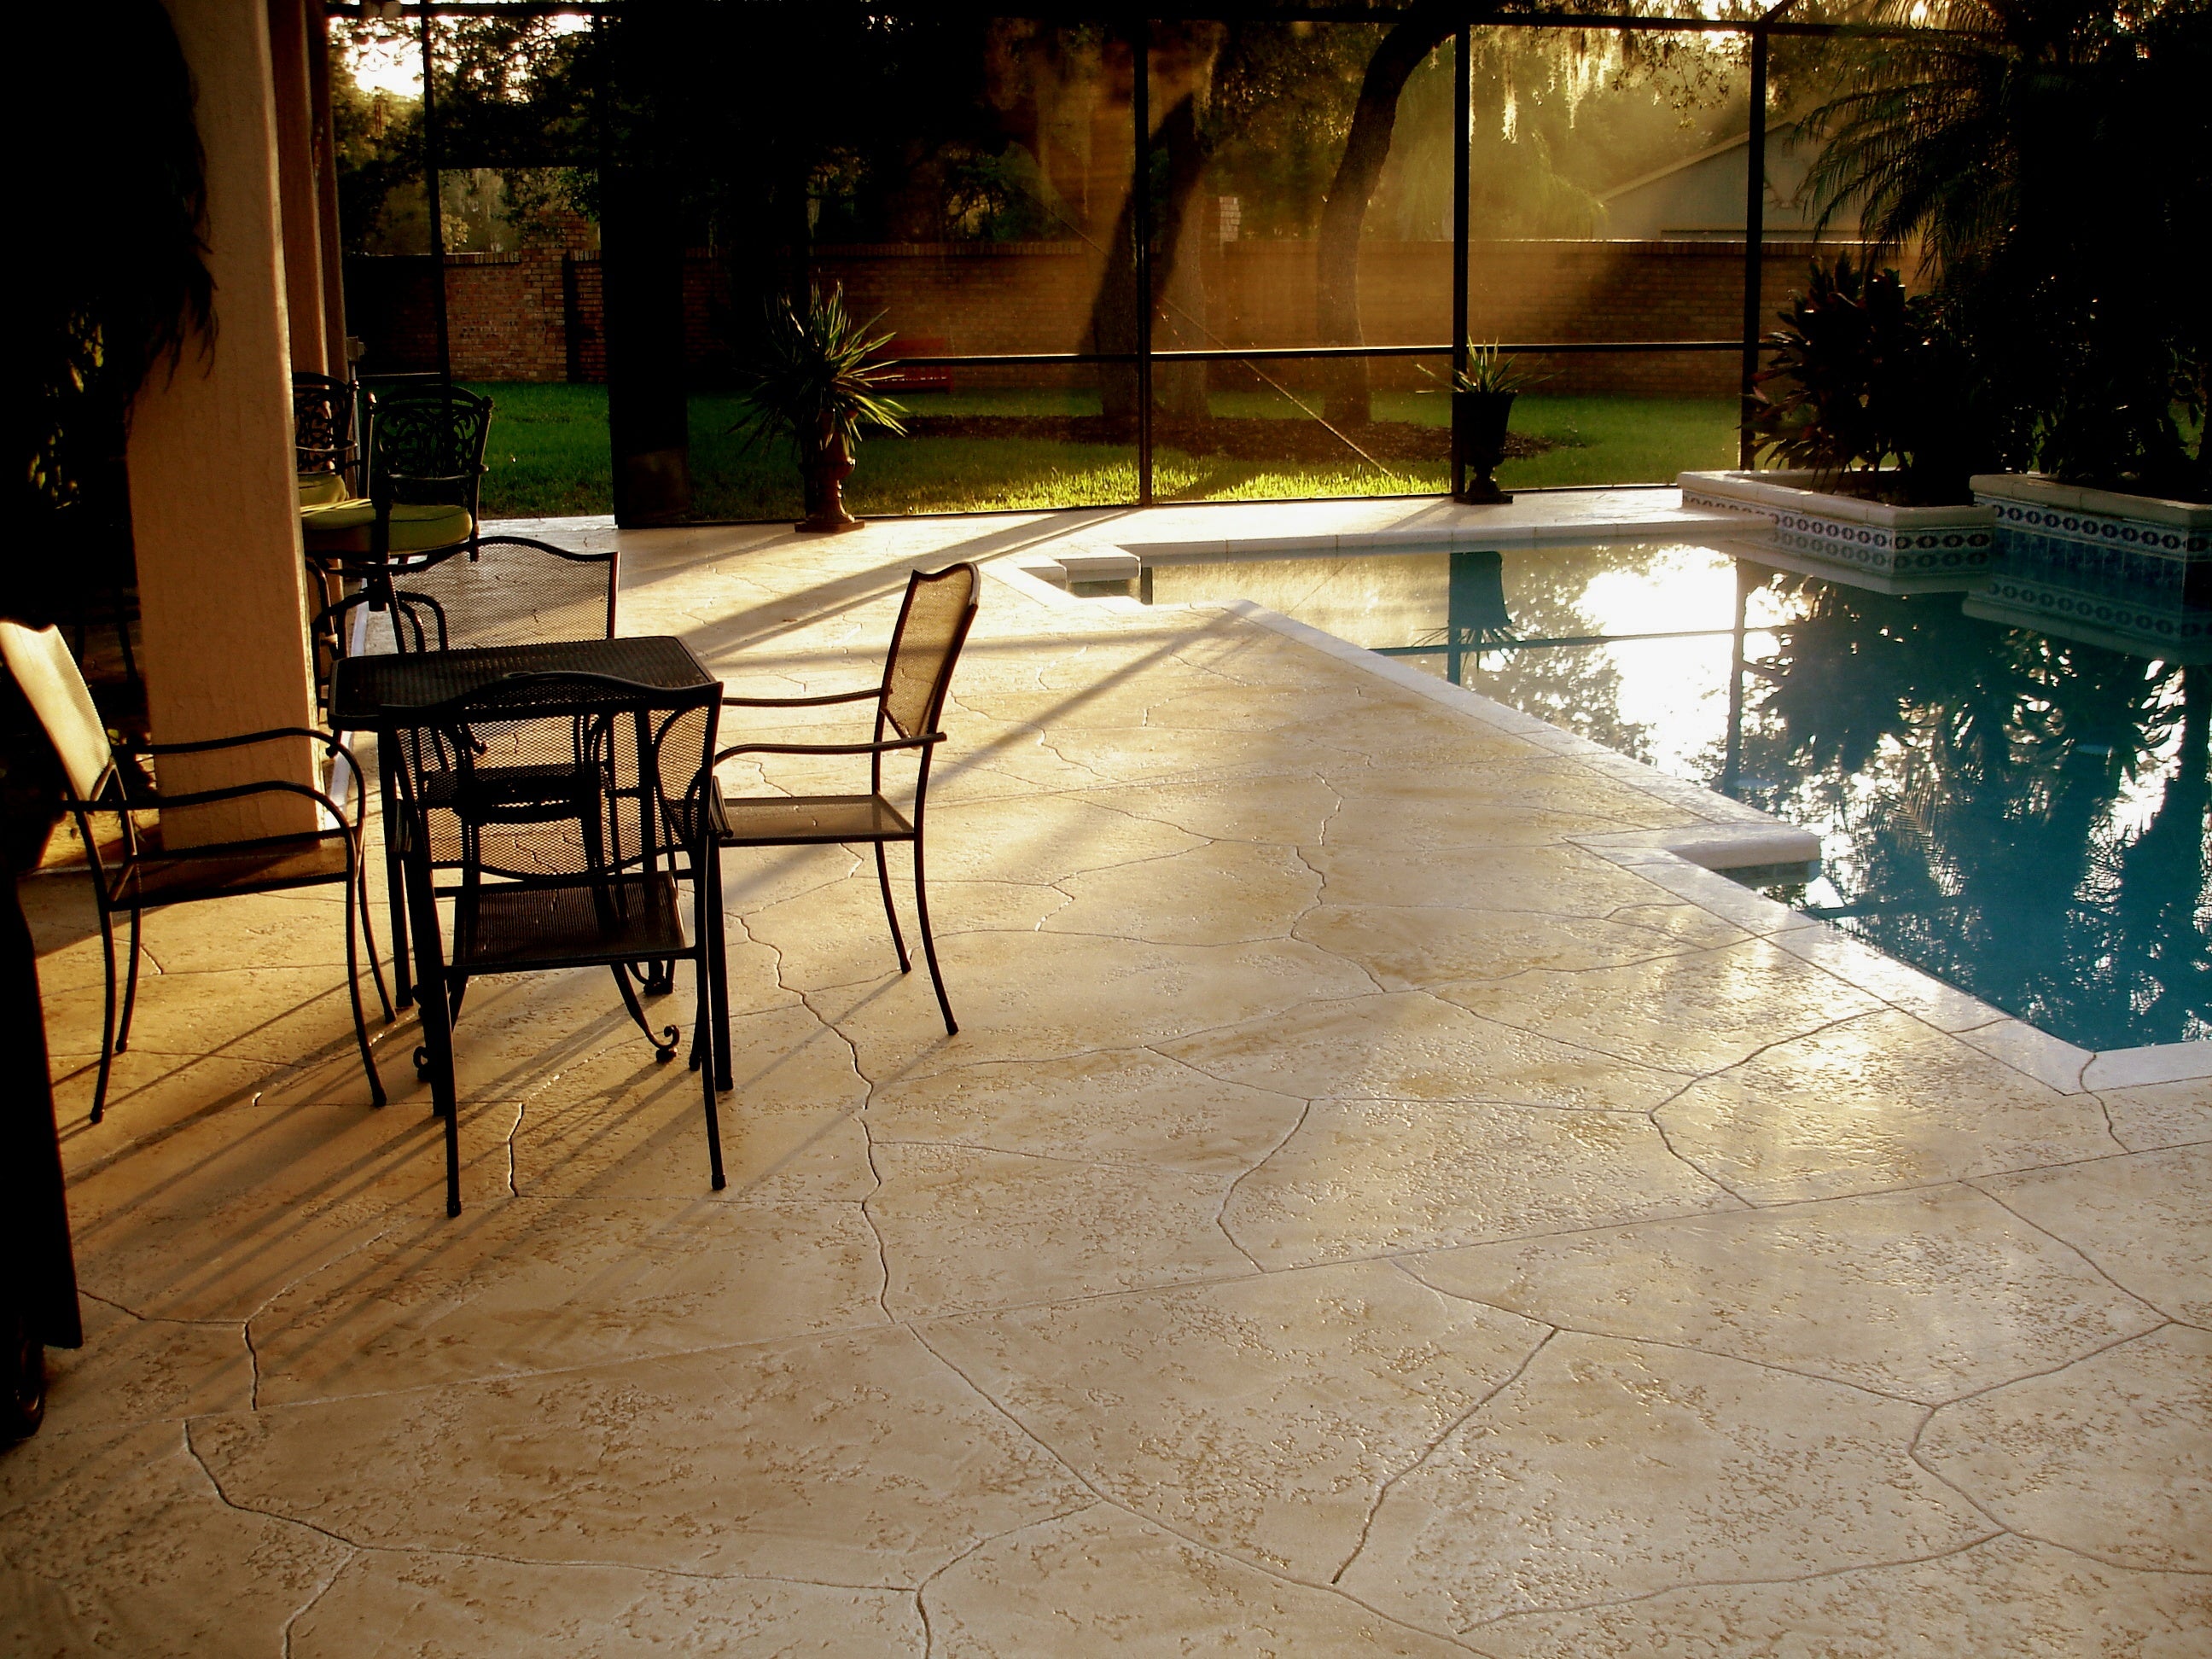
293 370 359 496
701 563 978 1083
0 622 390 1121
388 670 723 1215
302 382 491 610
303 382 496 712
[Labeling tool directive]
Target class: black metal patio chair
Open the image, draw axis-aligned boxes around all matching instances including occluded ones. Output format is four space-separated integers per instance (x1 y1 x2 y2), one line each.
388 669 724 1216
302 384 494 698
0 622 390 1121
701 563 978 1085
292 370 360 496
385 534 619 655
351 535 624 1007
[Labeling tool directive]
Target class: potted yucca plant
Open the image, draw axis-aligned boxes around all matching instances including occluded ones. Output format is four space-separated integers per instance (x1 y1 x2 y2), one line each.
735 285 908 533
1450 344 1528 504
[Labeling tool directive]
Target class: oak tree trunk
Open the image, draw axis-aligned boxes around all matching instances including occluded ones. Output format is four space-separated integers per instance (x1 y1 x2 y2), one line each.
1314 2 1465 426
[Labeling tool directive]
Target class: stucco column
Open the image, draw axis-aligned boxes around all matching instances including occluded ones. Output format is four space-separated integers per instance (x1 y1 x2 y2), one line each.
268 0 326 376
128 0 322 847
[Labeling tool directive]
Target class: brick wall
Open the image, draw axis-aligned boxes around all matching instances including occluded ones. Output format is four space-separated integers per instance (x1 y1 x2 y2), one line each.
347 248 599 382
348 238 1858 398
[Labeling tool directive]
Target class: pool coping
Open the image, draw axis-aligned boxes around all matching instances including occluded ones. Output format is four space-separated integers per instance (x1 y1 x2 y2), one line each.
991 538 2212 1097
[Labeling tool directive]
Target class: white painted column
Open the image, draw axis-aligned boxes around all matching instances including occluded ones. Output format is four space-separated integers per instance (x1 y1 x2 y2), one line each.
128 0 322 847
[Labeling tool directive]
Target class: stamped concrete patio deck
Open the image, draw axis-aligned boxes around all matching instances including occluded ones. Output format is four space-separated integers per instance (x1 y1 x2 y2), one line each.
9 496 2209 1655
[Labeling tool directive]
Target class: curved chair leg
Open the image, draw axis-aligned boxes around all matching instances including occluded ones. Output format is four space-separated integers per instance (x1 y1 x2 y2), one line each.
911 839 957 1037
611 965 680 1061
874 841 911 974
90 905 118 1124
116 908 144 1053
341 853 387 1108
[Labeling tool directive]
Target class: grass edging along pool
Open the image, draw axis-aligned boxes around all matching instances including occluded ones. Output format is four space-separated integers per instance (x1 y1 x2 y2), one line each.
1679 469 1997 593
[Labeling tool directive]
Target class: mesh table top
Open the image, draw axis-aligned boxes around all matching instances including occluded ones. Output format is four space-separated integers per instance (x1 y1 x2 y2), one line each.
330 635 717 729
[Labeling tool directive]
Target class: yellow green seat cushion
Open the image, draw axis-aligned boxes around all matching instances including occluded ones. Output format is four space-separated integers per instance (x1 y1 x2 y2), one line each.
300 498 474 556
297 471 348 507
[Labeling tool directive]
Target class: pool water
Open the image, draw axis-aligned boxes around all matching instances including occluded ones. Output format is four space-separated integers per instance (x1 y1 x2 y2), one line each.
1115 538 2212 1053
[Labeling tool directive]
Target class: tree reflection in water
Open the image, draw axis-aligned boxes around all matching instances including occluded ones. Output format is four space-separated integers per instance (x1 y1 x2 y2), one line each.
1736 571 2211 1049
1132 538 2211 1049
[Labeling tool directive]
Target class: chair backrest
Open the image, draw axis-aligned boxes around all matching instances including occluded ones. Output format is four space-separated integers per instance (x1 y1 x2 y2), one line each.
292 370 356 477
368 383 493 509
0 621 116 802
393 673 718 885
881 563 980 741
387 537 618 655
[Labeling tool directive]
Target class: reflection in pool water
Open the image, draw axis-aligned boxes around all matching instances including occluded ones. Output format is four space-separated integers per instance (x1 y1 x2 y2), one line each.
1130 540 2211 1053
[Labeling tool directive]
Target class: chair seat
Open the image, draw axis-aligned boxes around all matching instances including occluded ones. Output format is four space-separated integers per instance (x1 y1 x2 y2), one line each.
710 790 914 846
451 874 689 973
298 471 348 508
301 498 474 556
109 833 353 908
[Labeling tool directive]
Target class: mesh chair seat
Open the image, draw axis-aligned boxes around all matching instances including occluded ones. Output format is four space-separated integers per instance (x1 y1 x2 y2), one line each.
109 835 354 908
301 499 475 557
709 790 914 845
451 875 690 973
699 562 979 1067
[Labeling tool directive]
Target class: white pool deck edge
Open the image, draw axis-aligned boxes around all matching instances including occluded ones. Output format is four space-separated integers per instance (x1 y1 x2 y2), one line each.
973 492 2210 1096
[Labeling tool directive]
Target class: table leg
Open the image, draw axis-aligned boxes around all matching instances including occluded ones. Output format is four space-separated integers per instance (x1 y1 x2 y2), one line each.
400 824 463 1216
378 737 412 1009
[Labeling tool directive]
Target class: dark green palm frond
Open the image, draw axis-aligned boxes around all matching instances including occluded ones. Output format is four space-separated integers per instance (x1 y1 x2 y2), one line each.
734 285 909 455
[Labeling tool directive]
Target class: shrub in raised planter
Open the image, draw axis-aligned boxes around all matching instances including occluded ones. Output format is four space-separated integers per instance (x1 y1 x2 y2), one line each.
1801 0 2209 504
1748 257 1987 506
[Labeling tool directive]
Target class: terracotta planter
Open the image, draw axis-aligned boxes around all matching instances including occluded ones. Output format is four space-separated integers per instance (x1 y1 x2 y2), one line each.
1453 390 1516 504
797 430 864 535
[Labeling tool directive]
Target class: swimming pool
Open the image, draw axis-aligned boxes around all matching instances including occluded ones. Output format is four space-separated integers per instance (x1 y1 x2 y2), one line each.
1077 535 2212 1053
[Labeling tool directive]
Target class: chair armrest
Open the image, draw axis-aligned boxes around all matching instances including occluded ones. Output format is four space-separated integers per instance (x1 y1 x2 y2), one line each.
131 777 362 835
720 687 882 708
375 470 483 493
138 725 358 764
715 734 942 763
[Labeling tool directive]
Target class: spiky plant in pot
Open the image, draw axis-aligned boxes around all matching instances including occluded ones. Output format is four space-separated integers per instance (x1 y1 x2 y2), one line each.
735 286 908 533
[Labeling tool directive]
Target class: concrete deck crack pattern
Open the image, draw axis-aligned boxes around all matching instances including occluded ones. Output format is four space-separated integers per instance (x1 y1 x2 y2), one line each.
15 508 2206 1655
1330 1325 1558 1588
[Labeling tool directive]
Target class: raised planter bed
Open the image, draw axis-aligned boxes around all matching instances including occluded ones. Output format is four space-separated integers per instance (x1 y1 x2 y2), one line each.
1971 473 2212 608
1679 469 1995 591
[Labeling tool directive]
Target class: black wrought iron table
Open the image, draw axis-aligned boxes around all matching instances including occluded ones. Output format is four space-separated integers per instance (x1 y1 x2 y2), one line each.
330 635 719 1007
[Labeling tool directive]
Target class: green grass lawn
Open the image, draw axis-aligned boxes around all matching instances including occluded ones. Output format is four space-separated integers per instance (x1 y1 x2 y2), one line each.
467 382 1741 521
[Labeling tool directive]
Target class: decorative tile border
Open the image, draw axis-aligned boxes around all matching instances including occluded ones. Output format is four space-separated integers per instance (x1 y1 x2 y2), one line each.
1965 572 2212 657
1679 472 1994 586
1984 495 2211 557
